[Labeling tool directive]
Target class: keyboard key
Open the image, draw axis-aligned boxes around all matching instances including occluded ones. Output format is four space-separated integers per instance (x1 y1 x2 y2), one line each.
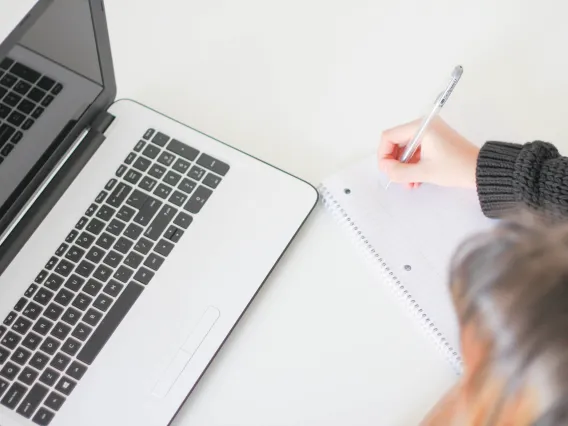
54 259 74 277
124 152 136 165
151 132 169 147
143 128 155 140
11 63 41 83
113 237 133 254
61 337 81 357
45 391 65 412
85 204 97 217
32 106 44 119
164 170 182 186
76 232 96 249
3 311 16 326
183 185 213 214
103 250 123 269
108 182 133 208
95 232 116 250
133 156 151 172
157 150 177 167
0 326 5 339
52 82 63 94
1 331 20 349
55 243 69 257
41 94 54 107
72 323 92 342
106 218 126 236
96 204 115 221
166 139 199 161
134 237 153 255
22 118 34 130
15 296 28 310
45 256 58 270
1 381 27 410
33 318 53 336
77 282 143 365
39 368 60 387
134 139 145 152
124 169 142 184
64 275 85 292
11 347 31 365
37 76 55 91
138 176 158 192
148 163 167 179
34 288 54 306
61 308 81 326
17 383 48 419
44 274 64 291
0 379 7 397
17 98 35 114
66 361 87 381
124 252 143 269
126 189 148 209
18 366 39 386
50 353 71 371
72 293 92 311
133 196 162 226
76 260 95 277
144 253 164 271
54 288 74 306
51 322 71 340
172 158 191 174
155 239 174 257
86 218 105 235
0 347 8 364
83 279 102 297
93 264 112 282
103 280 124 298
40 337 60 355
124 223 143 240
65 245 85 263
174 212 193 229
144 205 177 241
116 205 136 222
33 407 55 426
4 92 21 106
29 352 49 370
197 153 230 176
93 294 112 312
133 267 154 285
115 164 127 177
23 302 42 320
55 376 76 396
203 173 222 189
44 304 63 322
7 110 25 126
95 190 108 204
12 316 32 335
65 230 78 244
169 190 188 207
0 105 10 120
0 58 12 69
0 362 20 380
11 130 23 144
178 178 197 194
0 73 16 88
171 227 184 243
113 266 134 283
83 308 103 327
188 165 206 181
86 246 105 264
22 332 42 351
1 143 14 156
142 143 160 159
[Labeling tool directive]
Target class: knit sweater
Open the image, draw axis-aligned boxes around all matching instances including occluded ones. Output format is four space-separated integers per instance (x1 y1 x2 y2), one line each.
476 141 568 219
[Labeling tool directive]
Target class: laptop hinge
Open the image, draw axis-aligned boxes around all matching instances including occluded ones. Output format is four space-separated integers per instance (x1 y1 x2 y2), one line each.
0 111 116 276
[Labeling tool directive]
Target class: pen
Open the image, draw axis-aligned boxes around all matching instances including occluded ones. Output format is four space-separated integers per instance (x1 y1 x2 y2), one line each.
386 65 463 189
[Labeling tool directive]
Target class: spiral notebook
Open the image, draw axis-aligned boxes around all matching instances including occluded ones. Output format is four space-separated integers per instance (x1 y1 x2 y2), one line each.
319 156 494 372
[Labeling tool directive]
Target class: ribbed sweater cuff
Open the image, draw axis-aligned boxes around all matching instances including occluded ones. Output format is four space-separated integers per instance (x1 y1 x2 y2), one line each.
476 142 523 218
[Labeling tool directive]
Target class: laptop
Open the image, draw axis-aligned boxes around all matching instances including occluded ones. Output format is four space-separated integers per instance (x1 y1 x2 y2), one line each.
0 1 318 425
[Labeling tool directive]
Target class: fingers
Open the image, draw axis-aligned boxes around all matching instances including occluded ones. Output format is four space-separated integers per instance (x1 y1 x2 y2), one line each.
377 119 422 161
379 158 428 184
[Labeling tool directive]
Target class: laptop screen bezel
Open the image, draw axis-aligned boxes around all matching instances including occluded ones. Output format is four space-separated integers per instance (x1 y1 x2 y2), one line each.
0 0 116 243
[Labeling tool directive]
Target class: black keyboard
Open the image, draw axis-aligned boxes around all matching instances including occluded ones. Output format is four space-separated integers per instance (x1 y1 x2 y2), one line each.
0 129 229 425
0 57 64 164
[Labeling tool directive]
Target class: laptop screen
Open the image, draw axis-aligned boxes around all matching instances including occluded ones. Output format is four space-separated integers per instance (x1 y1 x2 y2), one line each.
0 0 104 218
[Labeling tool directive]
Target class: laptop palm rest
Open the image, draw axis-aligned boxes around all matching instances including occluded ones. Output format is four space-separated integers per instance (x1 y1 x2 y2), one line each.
152 306 220 398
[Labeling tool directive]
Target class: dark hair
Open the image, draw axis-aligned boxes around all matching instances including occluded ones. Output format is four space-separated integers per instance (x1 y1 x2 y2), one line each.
449 215 568 425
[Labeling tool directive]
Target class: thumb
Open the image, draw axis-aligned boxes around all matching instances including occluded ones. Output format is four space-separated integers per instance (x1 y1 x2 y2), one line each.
379 158 429 183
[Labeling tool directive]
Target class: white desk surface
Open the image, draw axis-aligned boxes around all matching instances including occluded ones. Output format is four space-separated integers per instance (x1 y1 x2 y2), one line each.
104 1 568 425
6 1 568 425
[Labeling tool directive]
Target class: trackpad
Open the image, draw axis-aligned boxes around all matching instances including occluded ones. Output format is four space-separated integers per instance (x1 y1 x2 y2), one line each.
152 307 220 398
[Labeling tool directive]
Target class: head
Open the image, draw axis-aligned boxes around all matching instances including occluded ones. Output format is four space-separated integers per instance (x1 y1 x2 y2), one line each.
428 215 568 425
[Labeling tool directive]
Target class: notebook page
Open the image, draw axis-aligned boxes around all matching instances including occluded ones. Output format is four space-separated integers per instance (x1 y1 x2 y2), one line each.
321 156 494 364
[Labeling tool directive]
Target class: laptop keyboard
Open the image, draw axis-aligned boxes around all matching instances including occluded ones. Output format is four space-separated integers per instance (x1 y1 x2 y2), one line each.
0 129 229 425
0 57 64 164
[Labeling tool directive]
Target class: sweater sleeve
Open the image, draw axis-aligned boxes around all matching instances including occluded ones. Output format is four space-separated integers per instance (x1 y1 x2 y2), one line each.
476 141 568 219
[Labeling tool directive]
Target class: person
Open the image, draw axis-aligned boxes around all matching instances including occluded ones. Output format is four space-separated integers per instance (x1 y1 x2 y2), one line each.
377 119 568 425
377 117 568 219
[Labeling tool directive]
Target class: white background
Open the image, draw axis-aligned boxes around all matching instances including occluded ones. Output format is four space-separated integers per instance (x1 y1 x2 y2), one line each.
4 0 568 425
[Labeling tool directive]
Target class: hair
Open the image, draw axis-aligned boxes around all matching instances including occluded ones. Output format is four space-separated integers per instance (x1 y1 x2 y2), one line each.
449 214 568 425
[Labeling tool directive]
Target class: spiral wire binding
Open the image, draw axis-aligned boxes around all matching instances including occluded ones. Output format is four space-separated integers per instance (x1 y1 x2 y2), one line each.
319 184 463 374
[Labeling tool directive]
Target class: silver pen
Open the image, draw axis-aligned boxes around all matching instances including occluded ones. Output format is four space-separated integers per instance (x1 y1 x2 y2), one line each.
386 65 463 189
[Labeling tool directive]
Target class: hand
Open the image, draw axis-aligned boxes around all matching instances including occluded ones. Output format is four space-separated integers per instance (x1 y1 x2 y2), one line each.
377 117 480 189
